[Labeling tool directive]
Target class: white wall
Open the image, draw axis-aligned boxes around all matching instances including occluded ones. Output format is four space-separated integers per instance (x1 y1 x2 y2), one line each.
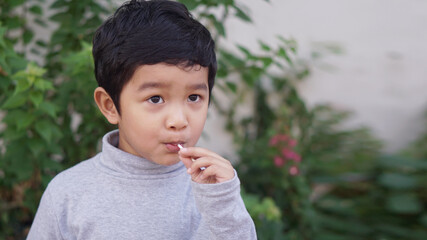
199 0 427 154
17 0 427 155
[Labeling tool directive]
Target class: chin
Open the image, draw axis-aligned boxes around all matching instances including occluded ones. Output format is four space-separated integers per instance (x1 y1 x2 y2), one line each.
161 160 180 166
156 156 181 166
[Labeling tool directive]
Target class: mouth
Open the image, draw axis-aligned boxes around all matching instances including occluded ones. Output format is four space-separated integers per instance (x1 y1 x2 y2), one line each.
164 142 185 152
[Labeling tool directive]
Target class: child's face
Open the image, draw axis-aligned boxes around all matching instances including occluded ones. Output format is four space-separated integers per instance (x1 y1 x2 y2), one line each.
117 63 209 165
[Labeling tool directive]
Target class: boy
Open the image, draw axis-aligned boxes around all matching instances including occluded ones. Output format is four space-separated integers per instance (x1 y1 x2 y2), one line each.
27 0 256 239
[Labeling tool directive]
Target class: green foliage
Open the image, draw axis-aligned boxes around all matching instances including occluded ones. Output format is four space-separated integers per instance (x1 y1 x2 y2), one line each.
314 154 427 239
242 191 286 240
403 110 427 160
0 0 44 52
1 0 426 239
0 24 60 238
46 0 112 75
0 0 114 237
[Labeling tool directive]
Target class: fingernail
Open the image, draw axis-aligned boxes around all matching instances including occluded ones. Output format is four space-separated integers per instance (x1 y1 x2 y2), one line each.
187 168 192 174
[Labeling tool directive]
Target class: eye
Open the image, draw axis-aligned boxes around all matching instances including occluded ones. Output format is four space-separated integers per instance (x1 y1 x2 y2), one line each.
188 94 201 102
148 96 164 104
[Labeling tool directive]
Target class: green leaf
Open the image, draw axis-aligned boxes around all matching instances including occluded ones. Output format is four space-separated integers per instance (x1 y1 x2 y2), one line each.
258 40 271 51
50 0 68 9
39 101 58 118
35 40 47 47
15 76 32 93
219 49 244 67
213 18 226 37
226 82 237 93
278 36 298 53
216 68 228 78
379 155 427 170
29 5 43 15
378 173 417 189
35 120 53 143
50 12 71 23
233 5 252 23
178 0 198 10
236 44 253 58
278 47 293 66
316 214 372 235
27 63 46 77
1 93 27 109
23 29 35 44
42 159 63 173
260 57 273 68
34 79 53 91
8 55 28 72
0 27 7 47
6 16 23 30
34 18 48 27
89 2 109 14
29 91 44 107
28 138 45 157
421 214 427 227
9 0 26 9
16 111 36 130
386 194 423 214
41 174 54 188
11 161 33 181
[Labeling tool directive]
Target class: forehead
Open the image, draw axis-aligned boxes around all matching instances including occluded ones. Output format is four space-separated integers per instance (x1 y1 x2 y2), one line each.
129 63 209 87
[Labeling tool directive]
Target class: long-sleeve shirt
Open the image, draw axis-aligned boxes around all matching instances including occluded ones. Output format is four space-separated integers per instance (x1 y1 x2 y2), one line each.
27 130 256 239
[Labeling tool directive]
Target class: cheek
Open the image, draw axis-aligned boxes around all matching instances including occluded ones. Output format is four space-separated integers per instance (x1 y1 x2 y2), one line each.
191 110 208 137
125 110 160 136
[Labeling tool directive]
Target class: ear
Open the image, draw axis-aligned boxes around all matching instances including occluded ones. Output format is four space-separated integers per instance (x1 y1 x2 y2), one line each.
94 87 120 124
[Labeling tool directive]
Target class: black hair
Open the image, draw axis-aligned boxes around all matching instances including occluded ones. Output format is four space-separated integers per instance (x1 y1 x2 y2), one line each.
92 0 217 113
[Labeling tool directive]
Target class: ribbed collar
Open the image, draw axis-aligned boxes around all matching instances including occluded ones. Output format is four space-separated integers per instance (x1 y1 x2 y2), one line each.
96 130 186 179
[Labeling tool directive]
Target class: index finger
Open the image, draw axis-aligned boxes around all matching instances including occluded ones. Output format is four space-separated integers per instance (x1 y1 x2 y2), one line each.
178 146 223 161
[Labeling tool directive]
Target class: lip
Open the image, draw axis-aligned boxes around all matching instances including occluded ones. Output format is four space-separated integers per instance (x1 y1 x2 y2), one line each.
165 142 185 152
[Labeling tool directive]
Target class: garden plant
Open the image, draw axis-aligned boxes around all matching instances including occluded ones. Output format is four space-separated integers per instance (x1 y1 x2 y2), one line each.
0 0 426 239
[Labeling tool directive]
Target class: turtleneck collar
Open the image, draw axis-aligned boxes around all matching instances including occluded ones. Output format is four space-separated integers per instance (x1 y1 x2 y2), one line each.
96 130 186 179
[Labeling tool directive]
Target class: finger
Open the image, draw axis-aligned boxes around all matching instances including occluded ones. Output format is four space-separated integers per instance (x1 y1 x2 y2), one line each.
190 168 205 183
198 165 217 180
178 154 193 169
188 156 232 174
196 165 233 184
178 147 224 161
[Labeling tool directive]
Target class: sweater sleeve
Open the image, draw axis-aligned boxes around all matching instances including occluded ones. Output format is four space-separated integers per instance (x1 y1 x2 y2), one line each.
191 170 257 240
26 188 64 240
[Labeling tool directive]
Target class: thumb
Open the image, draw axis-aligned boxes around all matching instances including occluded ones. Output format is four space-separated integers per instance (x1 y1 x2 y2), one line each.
178 149 193 169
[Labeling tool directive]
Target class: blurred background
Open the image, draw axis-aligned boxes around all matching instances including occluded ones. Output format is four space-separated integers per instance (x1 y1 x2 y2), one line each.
0 0 426 239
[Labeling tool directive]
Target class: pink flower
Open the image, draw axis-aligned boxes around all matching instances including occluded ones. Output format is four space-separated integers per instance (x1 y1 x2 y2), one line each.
288 139 297 147
281 148 291 158
274 156 284 167
292 154 301 163
269 135 279 146
269 134 288 146
278 134 288 142
281 148 301 163
289 165 299 176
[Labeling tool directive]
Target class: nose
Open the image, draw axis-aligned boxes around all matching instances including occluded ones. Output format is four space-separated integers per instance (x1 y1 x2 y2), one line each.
166 106 188 131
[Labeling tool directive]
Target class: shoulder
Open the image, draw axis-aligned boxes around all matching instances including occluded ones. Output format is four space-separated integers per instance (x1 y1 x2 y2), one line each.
45 154 100 196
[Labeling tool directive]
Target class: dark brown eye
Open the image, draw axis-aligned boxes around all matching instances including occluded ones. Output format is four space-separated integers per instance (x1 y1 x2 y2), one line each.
188 95 200 102
148 96 164 104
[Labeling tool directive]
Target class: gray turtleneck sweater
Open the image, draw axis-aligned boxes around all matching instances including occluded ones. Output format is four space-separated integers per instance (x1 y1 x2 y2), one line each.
27 130 256 239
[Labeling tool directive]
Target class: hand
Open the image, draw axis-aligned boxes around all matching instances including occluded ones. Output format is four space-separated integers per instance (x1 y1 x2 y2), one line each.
178 147 235 184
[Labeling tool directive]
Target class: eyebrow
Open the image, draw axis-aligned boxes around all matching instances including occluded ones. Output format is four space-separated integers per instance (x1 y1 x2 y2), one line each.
137 82 208 91
137 82 167 91
186 83 208 91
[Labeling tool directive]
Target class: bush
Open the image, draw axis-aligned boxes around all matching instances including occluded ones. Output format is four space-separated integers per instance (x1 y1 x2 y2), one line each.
1 0 426 239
